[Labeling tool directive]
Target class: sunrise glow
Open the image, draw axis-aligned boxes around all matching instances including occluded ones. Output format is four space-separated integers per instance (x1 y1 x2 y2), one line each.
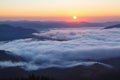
0 0 120 22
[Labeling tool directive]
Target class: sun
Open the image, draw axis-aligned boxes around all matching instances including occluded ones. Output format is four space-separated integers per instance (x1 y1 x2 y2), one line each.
73 16 77 19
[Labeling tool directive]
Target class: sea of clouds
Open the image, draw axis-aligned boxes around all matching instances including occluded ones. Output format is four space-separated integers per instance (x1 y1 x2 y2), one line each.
0 27 120 70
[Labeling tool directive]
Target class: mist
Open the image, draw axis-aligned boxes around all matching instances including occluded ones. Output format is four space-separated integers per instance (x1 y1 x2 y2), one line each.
0 27 120 70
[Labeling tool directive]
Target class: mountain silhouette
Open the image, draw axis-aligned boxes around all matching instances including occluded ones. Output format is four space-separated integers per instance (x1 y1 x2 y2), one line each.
104 24 120 29
0 50 25 62
0 24 37 41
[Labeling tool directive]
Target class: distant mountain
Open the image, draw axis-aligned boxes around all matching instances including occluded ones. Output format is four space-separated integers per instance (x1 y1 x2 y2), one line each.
0 55 120 80
0 24 37 41
0 21 120 30
32 63 112 80
0 62 119 80
100 57 120 68
0 50 25 62
104 24 120 29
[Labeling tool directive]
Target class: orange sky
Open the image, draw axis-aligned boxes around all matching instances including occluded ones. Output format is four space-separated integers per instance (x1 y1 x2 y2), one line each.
0 0 120 22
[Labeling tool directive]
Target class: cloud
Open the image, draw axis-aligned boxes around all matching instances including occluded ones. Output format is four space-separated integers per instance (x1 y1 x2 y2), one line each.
0 61 40 70
0 61 113 71
0 28 120 70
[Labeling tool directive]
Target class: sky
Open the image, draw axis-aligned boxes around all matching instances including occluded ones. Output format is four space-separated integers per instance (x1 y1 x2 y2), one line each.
0 0 120 22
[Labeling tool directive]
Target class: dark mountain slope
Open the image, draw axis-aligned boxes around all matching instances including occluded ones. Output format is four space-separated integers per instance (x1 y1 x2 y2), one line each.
0 67 28 79
100 57 120 68
0 50 25 62
0 62 120 80
104 24 120 29
0 21 120 30
32 63 112 80
0 24 37 41
0 64 117 80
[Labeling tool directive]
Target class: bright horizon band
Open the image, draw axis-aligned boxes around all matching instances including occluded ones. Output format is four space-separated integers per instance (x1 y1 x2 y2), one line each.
0 0 120 22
